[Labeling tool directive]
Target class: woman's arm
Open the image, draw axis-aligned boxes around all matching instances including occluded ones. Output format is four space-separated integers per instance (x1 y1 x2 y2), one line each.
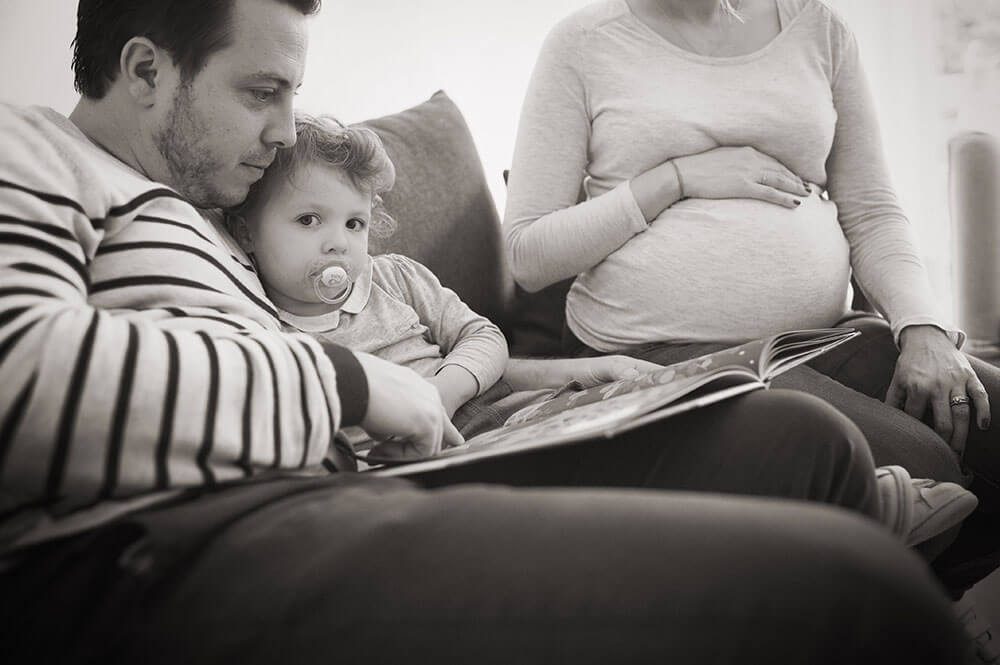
825 24 956 344
504 20 811 293
824 21 989 448
503 21 652 293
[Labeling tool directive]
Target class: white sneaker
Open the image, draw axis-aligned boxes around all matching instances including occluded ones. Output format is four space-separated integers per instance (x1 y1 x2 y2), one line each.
875 465 978 547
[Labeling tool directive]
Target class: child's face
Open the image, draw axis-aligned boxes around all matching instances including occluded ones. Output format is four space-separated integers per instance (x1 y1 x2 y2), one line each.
243 162 371 316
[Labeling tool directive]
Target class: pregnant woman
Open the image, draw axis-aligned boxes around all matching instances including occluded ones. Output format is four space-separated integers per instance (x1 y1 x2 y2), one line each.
504 0 1000 600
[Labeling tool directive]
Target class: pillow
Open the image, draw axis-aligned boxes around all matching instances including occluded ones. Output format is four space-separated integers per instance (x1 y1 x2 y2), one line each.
360 91 514 328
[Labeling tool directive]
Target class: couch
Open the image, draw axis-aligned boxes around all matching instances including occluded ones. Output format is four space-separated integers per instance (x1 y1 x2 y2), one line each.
361 90 570 358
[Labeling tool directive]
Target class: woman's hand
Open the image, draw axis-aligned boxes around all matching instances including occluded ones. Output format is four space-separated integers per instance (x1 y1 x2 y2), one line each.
674 146 812 209
886 325 991 459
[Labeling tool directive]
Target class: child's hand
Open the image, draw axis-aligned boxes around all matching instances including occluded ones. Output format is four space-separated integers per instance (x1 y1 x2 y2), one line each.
572 356 662 388
503 357 662 391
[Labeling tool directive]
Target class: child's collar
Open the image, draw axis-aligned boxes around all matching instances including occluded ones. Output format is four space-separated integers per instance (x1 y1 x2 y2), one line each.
339 255 374 315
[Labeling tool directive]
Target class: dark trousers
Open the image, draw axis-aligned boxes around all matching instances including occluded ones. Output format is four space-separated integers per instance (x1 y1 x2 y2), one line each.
0 390 965 664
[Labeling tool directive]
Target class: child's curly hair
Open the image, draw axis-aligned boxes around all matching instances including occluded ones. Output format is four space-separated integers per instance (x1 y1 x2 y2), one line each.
237 113 397 238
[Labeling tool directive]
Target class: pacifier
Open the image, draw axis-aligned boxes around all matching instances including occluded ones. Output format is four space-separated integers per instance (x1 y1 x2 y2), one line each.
313 265 352 305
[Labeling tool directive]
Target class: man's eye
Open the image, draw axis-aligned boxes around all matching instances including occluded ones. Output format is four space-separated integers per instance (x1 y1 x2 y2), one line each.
346 218 366 231
251 89 277 102
297 214 320 227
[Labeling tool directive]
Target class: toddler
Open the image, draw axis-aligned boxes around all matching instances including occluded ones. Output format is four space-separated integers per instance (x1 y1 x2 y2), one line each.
229 113 977 552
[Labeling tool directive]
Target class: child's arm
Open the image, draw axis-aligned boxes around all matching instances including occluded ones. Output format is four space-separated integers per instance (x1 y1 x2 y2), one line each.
379 255 509 413
503 356 663 391
426 365 480 418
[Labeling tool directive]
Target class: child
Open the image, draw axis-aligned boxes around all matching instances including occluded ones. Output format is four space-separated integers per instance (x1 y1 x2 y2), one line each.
227 115 655 439
229 113 977 551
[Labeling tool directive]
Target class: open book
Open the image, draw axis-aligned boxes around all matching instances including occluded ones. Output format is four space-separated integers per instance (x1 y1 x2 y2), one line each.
367 327 859 477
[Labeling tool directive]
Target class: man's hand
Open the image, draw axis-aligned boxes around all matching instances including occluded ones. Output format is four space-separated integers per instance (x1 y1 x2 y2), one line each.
355 352 464 460
886 325 990 459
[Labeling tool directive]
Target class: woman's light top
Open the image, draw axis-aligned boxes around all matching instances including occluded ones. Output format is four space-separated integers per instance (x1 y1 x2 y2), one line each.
504 0 957 350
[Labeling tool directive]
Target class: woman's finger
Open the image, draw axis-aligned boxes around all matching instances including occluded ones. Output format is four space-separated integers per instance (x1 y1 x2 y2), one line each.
750 184 801 209
902 389 929 423
968 378 992 430
885 376 906 410
761 171 810 197
949 396 970 459
930 395 955 448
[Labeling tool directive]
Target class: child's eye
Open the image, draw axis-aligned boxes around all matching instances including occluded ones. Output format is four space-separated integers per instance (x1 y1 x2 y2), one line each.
346 218 367 231
296 214 320 227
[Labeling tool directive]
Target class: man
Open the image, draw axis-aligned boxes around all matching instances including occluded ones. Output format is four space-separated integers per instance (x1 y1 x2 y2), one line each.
0 0 968 662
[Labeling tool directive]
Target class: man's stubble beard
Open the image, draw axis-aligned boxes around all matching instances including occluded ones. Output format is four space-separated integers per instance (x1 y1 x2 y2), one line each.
154 83 245 209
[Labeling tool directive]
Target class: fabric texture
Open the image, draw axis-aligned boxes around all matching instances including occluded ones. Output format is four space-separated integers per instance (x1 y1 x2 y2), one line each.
503 0 958 351
0 104 359 551
361 91 514 329
0 470 966 665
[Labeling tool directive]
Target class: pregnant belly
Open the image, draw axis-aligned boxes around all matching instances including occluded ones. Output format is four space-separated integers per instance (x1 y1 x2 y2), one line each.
568 193 853 347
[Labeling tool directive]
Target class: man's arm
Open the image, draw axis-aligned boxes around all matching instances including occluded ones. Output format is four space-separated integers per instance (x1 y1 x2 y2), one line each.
0 108 362 514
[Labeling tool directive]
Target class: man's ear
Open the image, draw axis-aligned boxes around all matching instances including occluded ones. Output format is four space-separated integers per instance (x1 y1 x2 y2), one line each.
119 37 170 106
228 214 255 253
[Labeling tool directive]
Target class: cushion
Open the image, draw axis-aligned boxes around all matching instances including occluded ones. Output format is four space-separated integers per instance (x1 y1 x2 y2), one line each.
360 91 514 328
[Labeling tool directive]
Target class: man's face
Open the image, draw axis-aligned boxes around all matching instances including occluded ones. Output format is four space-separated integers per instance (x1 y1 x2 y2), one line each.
243 163 373 317
152 0 308 208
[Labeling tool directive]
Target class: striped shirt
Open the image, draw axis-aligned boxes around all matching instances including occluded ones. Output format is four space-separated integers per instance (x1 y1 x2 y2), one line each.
0 104 359 550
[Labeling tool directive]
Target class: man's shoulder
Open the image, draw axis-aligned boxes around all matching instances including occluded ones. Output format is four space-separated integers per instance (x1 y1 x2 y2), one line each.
0 103 189 230
0 104 119 215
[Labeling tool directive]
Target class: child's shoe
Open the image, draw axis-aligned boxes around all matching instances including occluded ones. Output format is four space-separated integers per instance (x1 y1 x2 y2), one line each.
876 465 978 547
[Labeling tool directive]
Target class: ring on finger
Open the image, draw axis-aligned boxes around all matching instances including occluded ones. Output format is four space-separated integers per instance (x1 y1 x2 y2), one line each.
950 395 971 408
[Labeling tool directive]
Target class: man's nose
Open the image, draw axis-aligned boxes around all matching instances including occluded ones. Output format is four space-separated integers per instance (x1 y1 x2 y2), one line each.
263 99 296 149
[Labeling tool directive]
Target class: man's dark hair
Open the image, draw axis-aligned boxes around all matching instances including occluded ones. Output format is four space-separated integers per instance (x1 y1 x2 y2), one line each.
72 0 321 99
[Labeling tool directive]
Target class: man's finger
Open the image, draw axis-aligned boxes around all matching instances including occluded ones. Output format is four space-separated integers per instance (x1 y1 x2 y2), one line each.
442 418 465 449
369 438 426 461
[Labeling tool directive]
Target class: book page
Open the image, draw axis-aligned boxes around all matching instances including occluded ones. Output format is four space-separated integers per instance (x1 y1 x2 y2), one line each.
368 376 765 478
759 328 860 379
505 341 768 427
